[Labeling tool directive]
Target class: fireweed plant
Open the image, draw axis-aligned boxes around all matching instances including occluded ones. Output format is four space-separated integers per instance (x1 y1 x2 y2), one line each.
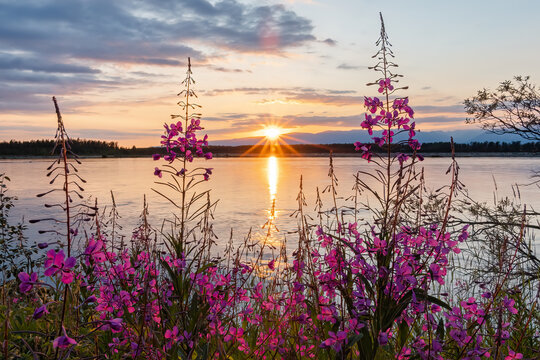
2 15 532 360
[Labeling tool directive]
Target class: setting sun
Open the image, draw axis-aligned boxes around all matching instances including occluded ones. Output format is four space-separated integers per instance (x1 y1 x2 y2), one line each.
263 126 282 140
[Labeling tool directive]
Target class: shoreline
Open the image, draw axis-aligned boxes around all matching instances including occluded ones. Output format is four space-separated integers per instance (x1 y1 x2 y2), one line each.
1 152 539 160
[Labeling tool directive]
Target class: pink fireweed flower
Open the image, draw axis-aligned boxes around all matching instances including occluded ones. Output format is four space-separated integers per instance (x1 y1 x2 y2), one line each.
224 327 245 342
53 326 77 349
382 129 394 143
152 154 161 160
361 114 379 135
370 237 387 255
84 237 106 263
396 117 410 128
503 297 518 314
505 349 523 359
154 167 162 178
33 303 50 319
18 272 38 293
164 326 185 350
378 78 394 93
378 331 389 345
372 136 385 147
364 96 382 113
203 168 213 181
397 153 409 165
408 139 421 151
102 318 123 333
164 153 176 163
44 249 76 284
354 142 373 162
321 331 347 351
403 121 416 139
165 326 179 341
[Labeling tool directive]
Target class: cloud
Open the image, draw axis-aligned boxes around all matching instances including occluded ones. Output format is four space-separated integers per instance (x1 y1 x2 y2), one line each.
281 93 363 106
326 90 357 95
321 38 337 46
0 0 315 62
202 87 308 96
208 66 250 73
414 116 465 124
0 0 318 113
287 114 361 127
414 104 465 114
0 84 59 113
0 53 100 74
203 86 362 106
204 112 255 122
0 122 159 140
337 63 367 70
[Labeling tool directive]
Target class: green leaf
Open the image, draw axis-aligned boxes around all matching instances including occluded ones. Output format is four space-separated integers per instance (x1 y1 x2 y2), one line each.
436 318 445 339
413 289 451 311
397 320 409 349
347 333 364 347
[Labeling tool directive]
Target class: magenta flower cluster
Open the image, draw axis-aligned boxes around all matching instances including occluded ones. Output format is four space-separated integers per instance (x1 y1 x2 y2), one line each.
355 81 423 164
16 221 524 359
153 118 213 180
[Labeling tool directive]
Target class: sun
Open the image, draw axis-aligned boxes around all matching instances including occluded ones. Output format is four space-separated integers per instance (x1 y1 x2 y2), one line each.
263 126 281 140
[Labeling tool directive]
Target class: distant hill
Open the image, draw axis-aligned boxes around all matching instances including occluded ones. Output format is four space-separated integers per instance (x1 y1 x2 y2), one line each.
210 129 531 146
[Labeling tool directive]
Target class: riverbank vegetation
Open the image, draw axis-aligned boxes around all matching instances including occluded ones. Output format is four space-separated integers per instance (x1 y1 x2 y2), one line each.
1 14 539 360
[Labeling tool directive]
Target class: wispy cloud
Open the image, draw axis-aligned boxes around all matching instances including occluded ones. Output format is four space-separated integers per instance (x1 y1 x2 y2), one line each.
0 123 159 140
321 38 337 46
0 53 100 74
414 104 464 114
279 93 363 106
208 66 250 73
414 116 465 124
337 63 367 70
203 86 362 106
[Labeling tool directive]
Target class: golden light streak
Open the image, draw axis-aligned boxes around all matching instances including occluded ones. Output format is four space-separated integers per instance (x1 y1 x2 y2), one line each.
267 155 278 201
262 155 279 238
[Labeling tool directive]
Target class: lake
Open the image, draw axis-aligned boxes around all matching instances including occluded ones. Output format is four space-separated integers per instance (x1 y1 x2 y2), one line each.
2 156 539 252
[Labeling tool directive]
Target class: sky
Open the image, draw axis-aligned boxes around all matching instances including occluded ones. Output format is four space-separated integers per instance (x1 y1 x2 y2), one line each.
1 0 539 146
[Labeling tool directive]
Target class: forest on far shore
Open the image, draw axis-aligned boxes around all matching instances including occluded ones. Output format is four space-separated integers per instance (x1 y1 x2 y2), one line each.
0 138 538 157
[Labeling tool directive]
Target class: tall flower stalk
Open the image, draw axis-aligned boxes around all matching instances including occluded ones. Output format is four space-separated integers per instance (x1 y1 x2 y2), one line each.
153 58 214 251
354 13 422 237
28 97 96 358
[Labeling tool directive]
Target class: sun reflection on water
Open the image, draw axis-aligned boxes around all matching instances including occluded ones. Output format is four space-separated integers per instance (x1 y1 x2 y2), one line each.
268 156 278 201
263 156 279 235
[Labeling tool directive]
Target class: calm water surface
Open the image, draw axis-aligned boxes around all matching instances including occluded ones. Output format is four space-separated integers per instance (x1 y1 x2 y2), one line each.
2 157 539 251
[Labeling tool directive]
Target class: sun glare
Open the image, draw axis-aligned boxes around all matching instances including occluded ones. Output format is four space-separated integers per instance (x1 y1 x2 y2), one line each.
263 126 281 140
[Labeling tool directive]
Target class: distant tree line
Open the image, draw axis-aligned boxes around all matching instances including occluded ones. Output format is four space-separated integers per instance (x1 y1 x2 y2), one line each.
207 141 539 156
0 139 538 157
0 139 122 156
